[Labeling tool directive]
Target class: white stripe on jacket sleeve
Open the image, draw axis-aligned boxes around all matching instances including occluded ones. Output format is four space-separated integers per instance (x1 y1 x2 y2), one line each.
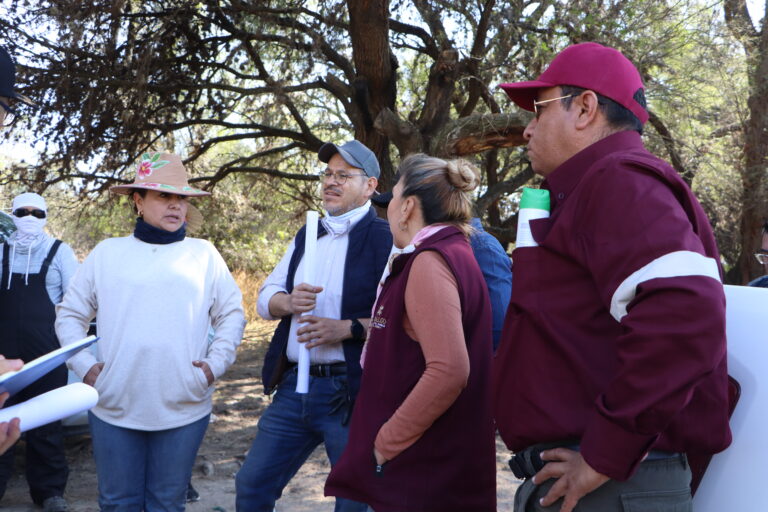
610 250 721 322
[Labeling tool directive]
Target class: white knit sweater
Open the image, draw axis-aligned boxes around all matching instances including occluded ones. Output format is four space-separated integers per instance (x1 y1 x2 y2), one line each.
55 235 245 430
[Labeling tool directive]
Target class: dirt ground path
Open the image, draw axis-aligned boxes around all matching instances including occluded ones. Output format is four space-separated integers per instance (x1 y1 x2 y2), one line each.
1 324 520 511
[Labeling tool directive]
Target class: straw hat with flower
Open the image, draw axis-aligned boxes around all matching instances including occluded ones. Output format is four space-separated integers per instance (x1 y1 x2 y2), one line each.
111 152 210 197
111 152 209 231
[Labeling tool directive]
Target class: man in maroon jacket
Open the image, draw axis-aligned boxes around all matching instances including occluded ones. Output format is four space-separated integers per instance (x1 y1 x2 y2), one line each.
494 42 731 512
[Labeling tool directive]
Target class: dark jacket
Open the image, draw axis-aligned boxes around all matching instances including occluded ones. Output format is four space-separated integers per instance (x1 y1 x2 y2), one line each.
261 207 391 399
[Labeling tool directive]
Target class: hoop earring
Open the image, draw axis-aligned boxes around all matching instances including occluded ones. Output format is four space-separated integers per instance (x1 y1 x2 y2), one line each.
138 210 143 217
397 220 407 232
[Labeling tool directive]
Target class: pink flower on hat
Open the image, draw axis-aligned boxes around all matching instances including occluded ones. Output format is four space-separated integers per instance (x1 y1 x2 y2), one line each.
136 153 171 179
137 161 153 178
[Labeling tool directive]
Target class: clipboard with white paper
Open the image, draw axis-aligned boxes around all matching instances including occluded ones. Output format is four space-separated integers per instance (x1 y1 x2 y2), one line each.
0 383 99 432
0 335 99 397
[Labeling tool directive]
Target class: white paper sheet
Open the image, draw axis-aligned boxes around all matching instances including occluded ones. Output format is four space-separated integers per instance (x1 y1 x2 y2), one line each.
515 208 549 248
693 285 768 510
0 383 99 432
0 335 98 396
296 210 319 394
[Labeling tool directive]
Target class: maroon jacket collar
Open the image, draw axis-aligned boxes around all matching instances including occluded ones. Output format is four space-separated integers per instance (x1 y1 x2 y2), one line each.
543 130 644 210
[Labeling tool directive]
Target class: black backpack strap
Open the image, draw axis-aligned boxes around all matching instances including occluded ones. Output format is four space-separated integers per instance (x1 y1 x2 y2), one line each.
40 239 63 276
1 243 8 287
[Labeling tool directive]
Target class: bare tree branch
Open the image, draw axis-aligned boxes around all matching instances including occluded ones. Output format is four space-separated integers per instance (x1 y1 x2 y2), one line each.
647 110 693 185
389 18 439 58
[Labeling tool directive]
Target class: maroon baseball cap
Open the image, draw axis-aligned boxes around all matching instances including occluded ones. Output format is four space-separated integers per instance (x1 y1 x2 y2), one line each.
499 42 648 124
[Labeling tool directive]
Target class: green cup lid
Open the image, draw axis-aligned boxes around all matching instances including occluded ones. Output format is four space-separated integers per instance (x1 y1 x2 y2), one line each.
519 187 550 211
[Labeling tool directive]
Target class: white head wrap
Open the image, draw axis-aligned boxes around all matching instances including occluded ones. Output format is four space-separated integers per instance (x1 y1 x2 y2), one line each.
12 192 47 212
6 192 49 289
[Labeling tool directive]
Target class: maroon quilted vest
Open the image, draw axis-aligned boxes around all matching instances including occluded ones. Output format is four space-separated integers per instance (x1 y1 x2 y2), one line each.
325 226 496 512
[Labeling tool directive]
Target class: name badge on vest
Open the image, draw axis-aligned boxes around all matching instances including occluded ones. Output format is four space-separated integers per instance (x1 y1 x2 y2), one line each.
371 304 387 330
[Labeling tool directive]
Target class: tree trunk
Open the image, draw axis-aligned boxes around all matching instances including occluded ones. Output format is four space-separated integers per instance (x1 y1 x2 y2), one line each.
724 0 768 284
347 0 397 190
738 76 768 283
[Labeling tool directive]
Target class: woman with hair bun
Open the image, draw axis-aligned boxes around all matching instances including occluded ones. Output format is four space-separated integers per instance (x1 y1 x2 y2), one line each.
325 154 496 511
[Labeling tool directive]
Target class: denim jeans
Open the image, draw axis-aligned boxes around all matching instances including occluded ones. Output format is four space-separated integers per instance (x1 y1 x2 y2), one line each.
89 412 209 512
235 370 367 512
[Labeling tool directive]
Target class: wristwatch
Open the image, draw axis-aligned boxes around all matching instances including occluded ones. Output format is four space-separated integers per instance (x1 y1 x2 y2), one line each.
350 319 365 341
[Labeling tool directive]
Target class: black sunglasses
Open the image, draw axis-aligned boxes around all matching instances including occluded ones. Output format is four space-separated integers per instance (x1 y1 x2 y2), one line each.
12 208 46 219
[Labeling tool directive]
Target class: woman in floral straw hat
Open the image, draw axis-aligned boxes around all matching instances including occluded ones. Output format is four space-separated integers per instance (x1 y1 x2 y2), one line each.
55 152 246 512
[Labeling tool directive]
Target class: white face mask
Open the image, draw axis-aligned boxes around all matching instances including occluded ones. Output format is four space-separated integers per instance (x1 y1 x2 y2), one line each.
12 215 47 236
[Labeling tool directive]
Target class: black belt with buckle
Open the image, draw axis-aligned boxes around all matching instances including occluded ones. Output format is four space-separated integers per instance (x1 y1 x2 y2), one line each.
289 362 347 377
509 441 681 480
509 441 579 480
509 446 547 480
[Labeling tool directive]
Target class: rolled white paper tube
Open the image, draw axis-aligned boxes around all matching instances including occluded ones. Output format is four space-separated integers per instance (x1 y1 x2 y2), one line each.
304 211 319 285
296 342 311 394
297 210 319 394
0 383 99 432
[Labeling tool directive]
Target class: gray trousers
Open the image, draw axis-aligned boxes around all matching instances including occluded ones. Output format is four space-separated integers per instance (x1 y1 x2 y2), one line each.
514 453 692 512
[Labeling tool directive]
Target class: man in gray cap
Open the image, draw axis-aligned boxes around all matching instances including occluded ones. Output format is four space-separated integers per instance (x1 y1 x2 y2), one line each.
0 46 35 130
236 140 392 511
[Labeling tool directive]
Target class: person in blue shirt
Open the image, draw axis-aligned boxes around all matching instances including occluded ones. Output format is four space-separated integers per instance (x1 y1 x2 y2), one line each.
373 191 512 350
468 218 512 349
749 221 768 288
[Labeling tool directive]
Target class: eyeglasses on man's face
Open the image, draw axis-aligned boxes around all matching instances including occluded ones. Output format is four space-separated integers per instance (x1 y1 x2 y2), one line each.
533 94 576 120
319 169 368 184
12 208 46 219
755 250 768 265
0 101 17 128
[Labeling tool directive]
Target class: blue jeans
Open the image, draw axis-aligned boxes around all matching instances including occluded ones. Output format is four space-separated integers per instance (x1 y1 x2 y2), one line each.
89 412 209 512
235 370 366 512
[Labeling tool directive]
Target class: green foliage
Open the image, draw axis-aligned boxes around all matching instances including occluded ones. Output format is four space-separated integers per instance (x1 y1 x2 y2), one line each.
194 172 305 274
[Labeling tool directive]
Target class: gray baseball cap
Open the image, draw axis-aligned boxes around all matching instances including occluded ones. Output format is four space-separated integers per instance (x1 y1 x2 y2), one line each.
318 140 380 178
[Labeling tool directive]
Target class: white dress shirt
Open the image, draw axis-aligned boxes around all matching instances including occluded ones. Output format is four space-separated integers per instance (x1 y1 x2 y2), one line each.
257 202 371 364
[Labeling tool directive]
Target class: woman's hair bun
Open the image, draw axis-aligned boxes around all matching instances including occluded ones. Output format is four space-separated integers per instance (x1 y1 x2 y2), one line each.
445 158 480 192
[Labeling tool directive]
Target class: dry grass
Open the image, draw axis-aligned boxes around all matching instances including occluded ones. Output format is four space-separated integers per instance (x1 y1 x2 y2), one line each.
231 269 282 348
231 269 263 325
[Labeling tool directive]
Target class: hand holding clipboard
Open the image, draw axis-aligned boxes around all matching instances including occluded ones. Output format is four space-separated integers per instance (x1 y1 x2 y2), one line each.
0 355 23 455
0 336 100 441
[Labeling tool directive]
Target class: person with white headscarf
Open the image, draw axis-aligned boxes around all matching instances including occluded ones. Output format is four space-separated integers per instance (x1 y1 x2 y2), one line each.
0 192 77 512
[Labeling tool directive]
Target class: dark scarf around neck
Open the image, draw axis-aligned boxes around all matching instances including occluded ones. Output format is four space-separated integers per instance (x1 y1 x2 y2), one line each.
133 217 186 244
